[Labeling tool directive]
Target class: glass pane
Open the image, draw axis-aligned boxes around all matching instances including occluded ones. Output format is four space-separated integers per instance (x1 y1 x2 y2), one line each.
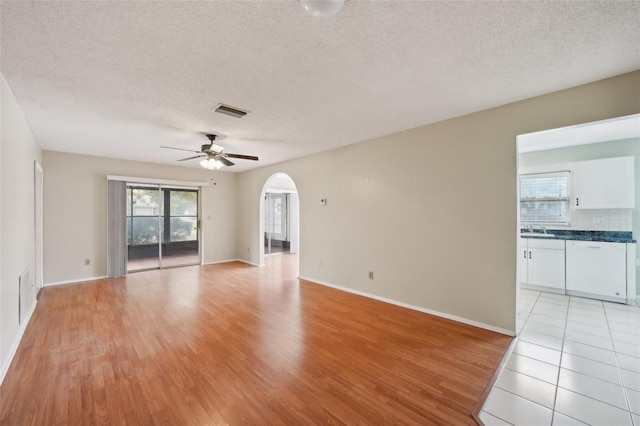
170 191 197 216
520 175 568 199
273 198 282 234
264 193 290 255
127 186 161 272
170 217 197 241
131 217 160 244
132 188 160 216
521 200 568 223
520 172 570 224
126 188 132 217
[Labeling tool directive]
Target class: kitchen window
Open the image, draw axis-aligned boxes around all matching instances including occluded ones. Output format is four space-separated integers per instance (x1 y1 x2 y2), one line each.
520 171 570 225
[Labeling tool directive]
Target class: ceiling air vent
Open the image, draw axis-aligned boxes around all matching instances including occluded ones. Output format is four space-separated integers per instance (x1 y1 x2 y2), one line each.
213 103 249 119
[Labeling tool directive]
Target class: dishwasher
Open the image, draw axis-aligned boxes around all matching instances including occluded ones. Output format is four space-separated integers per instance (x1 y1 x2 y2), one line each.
566 240 627 303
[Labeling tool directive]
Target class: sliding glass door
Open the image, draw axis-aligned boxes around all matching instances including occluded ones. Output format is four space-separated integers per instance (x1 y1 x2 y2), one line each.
162 189 199 267
264 192 290 255
127 186 161 271
127 184 199 272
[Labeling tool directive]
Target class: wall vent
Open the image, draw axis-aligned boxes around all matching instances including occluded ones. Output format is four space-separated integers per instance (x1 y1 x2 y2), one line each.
213 103 249 118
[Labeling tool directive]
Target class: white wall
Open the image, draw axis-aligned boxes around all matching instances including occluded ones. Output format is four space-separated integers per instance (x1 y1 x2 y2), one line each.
0 76 3 380
289 193 299 254
42 151 239 284
266 173 298 192
236 71 640 334
1 73 43 380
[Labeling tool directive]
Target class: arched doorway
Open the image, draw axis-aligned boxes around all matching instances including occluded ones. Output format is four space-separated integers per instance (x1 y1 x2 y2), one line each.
260 173 299 266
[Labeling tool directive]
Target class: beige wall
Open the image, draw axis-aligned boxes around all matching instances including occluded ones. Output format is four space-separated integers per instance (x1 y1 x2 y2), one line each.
1 74 43 376
42 151 239 284
237 71 640 333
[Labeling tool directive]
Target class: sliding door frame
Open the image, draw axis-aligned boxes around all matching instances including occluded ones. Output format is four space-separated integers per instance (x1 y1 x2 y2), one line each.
107 176 208 274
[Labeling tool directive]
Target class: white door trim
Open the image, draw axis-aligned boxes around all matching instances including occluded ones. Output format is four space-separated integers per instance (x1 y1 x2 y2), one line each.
34 161 44 293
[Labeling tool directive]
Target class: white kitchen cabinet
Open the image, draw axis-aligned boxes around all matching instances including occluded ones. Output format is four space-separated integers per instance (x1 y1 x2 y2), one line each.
566 240 627 303
574 156 635 209
520 238 528 285
520 238 566 292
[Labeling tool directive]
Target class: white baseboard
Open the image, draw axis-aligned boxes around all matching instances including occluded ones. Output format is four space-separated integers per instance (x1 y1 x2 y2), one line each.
203 258 261 267
44 275 108 287
299 276 515 337
238 259 261 267
202 259 240 265
0 299 37 386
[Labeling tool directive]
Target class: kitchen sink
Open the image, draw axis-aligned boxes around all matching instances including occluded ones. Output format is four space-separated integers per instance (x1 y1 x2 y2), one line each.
520 233 556 238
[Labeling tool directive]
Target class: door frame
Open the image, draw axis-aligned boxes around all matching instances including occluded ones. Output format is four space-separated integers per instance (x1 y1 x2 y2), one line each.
259 173 299 266
126 183 202 272
34 161 43 295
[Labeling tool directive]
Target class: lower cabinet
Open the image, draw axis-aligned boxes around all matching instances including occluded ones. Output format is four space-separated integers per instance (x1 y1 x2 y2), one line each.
520 237 635 303
566 240 627 303
521 238 566 292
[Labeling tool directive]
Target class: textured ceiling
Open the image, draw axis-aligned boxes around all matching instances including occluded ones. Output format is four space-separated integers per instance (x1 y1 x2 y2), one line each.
1 1 639 172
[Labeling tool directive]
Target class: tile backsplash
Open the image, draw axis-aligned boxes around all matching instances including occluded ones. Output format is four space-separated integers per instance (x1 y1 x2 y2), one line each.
567 208 633 232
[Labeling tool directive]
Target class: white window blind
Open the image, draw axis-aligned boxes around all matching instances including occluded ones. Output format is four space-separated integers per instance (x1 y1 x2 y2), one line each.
107 180 127 277
520 171 570 224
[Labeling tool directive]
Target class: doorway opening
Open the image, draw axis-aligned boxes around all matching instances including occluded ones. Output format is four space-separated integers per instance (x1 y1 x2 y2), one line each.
126 184 200 272
261 173 299 264
265 192 292 255
515 114 640 332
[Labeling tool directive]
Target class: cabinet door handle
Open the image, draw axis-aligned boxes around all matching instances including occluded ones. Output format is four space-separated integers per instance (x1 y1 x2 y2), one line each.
529 251 532 259
576 197 579 206
524 250 527 259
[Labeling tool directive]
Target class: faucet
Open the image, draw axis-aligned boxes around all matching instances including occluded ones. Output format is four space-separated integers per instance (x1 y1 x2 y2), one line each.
541 226 547 235
526 225 533 233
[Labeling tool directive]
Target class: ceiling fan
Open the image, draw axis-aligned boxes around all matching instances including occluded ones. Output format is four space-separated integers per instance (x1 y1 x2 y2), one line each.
161 134 258 170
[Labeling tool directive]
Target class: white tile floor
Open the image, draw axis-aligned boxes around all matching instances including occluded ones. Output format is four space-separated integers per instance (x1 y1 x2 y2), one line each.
481 290 640 426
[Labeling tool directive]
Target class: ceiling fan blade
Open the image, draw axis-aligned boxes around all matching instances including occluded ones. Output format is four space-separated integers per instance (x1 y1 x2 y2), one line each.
161 146 200 153
178 155 205 161
225 153 259 161
218 156 235 167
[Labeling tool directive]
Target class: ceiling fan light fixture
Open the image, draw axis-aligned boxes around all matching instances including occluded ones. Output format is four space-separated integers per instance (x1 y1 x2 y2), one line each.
200 158 224 170
300 0 344 18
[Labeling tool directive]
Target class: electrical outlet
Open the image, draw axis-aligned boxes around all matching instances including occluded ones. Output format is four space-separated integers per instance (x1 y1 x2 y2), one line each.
369 271 374 280
247 248 250 253
319 259 323 267
84 258 90 266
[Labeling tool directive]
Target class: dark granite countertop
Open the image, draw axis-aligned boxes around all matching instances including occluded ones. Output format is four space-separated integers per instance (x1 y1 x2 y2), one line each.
520 229 636 243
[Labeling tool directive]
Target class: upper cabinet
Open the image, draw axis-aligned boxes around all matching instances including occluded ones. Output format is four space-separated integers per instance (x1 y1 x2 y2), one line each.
573 156 635 209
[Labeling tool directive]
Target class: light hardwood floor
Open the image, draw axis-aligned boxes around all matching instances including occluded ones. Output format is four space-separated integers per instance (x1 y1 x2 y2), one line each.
0 254 511 425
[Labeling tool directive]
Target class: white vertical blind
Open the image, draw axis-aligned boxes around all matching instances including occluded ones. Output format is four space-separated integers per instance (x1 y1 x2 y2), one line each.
107 180 127 277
